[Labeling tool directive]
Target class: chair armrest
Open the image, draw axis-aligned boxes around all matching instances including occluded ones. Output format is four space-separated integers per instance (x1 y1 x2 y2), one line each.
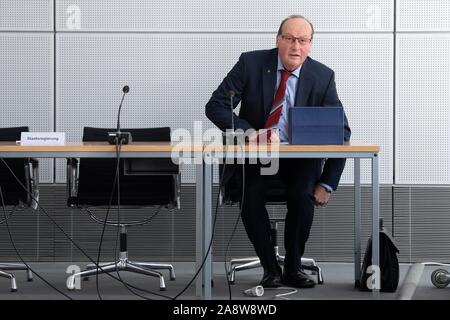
26 158 39 210
173 173 181 210
218 184 237 206
219 188 225 206
66 158 79 206
219 192 236 206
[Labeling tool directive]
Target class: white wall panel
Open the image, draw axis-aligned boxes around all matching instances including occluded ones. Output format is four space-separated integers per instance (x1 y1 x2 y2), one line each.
397 0 450 31
0 0 53 31
56 0 393 32
0 33 54 182
396 34 450 184
312 34 394 184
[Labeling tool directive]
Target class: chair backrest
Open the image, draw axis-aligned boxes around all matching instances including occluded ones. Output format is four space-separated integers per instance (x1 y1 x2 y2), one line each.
75 127 179 207
0 127 31 206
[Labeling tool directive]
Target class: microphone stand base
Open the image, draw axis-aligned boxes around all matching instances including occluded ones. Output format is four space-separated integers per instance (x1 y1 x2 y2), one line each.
108 132 132 145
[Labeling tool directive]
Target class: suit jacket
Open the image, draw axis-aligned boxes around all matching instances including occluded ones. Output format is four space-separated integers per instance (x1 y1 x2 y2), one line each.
205 48 351 190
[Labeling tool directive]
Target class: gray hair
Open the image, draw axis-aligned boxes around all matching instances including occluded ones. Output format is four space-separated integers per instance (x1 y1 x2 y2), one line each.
277 15 315 40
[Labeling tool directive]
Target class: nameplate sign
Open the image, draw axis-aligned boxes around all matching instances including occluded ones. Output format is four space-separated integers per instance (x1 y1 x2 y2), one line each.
20 132 66 146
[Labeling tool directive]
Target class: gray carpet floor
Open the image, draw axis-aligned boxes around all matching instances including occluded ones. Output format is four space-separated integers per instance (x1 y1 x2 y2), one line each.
0 262 449 300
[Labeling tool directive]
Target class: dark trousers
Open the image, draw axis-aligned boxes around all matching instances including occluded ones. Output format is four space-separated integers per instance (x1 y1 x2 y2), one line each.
240 158 321 274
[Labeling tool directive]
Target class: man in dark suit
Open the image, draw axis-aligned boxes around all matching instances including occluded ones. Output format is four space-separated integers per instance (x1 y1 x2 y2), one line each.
205 15 351 288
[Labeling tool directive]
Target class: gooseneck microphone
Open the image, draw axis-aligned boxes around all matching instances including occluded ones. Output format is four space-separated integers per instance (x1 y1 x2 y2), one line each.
228 90 235 132
224 90 244 146
108 85 132 145
117 85 130 133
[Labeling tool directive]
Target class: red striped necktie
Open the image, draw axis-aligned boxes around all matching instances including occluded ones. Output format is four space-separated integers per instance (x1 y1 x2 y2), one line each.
262 69 292 141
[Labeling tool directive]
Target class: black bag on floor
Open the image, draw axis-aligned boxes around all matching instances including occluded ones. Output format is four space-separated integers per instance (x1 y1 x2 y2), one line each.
359 219 400 292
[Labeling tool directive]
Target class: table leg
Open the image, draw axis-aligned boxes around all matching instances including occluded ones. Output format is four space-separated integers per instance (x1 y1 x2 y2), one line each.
202 153 213 299
195 161 204 297
354 158 361 288
372 153 380 299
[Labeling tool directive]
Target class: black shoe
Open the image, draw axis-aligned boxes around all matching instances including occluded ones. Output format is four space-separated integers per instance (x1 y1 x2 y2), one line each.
282 270 316 288
259 270 283 288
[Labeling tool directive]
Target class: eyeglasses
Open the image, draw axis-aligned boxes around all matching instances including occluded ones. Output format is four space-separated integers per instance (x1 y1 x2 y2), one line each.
280 34 311 46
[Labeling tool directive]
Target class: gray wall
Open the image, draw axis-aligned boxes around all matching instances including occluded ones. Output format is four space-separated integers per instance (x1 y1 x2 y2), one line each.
2 185 450 264
1 1 450 263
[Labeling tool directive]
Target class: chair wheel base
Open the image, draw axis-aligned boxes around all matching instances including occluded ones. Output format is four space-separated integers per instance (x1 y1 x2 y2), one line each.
431 269 450 288
160 287 166 291
11 288 17 292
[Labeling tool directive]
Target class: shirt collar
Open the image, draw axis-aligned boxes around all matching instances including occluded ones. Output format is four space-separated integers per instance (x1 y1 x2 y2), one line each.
277 55 301 78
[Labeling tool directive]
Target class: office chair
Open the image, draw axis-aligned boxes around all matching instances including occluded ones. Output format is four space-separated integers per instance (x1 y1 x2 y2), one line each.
0 126 38 291
220 167 323 285
66 127 180 291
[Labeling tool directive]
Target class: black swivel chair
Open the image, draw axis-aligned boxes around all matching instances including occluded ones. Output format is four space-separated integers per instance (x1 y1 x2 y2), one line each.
0 127 38 291
220 168 323 285
66 127 180 291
